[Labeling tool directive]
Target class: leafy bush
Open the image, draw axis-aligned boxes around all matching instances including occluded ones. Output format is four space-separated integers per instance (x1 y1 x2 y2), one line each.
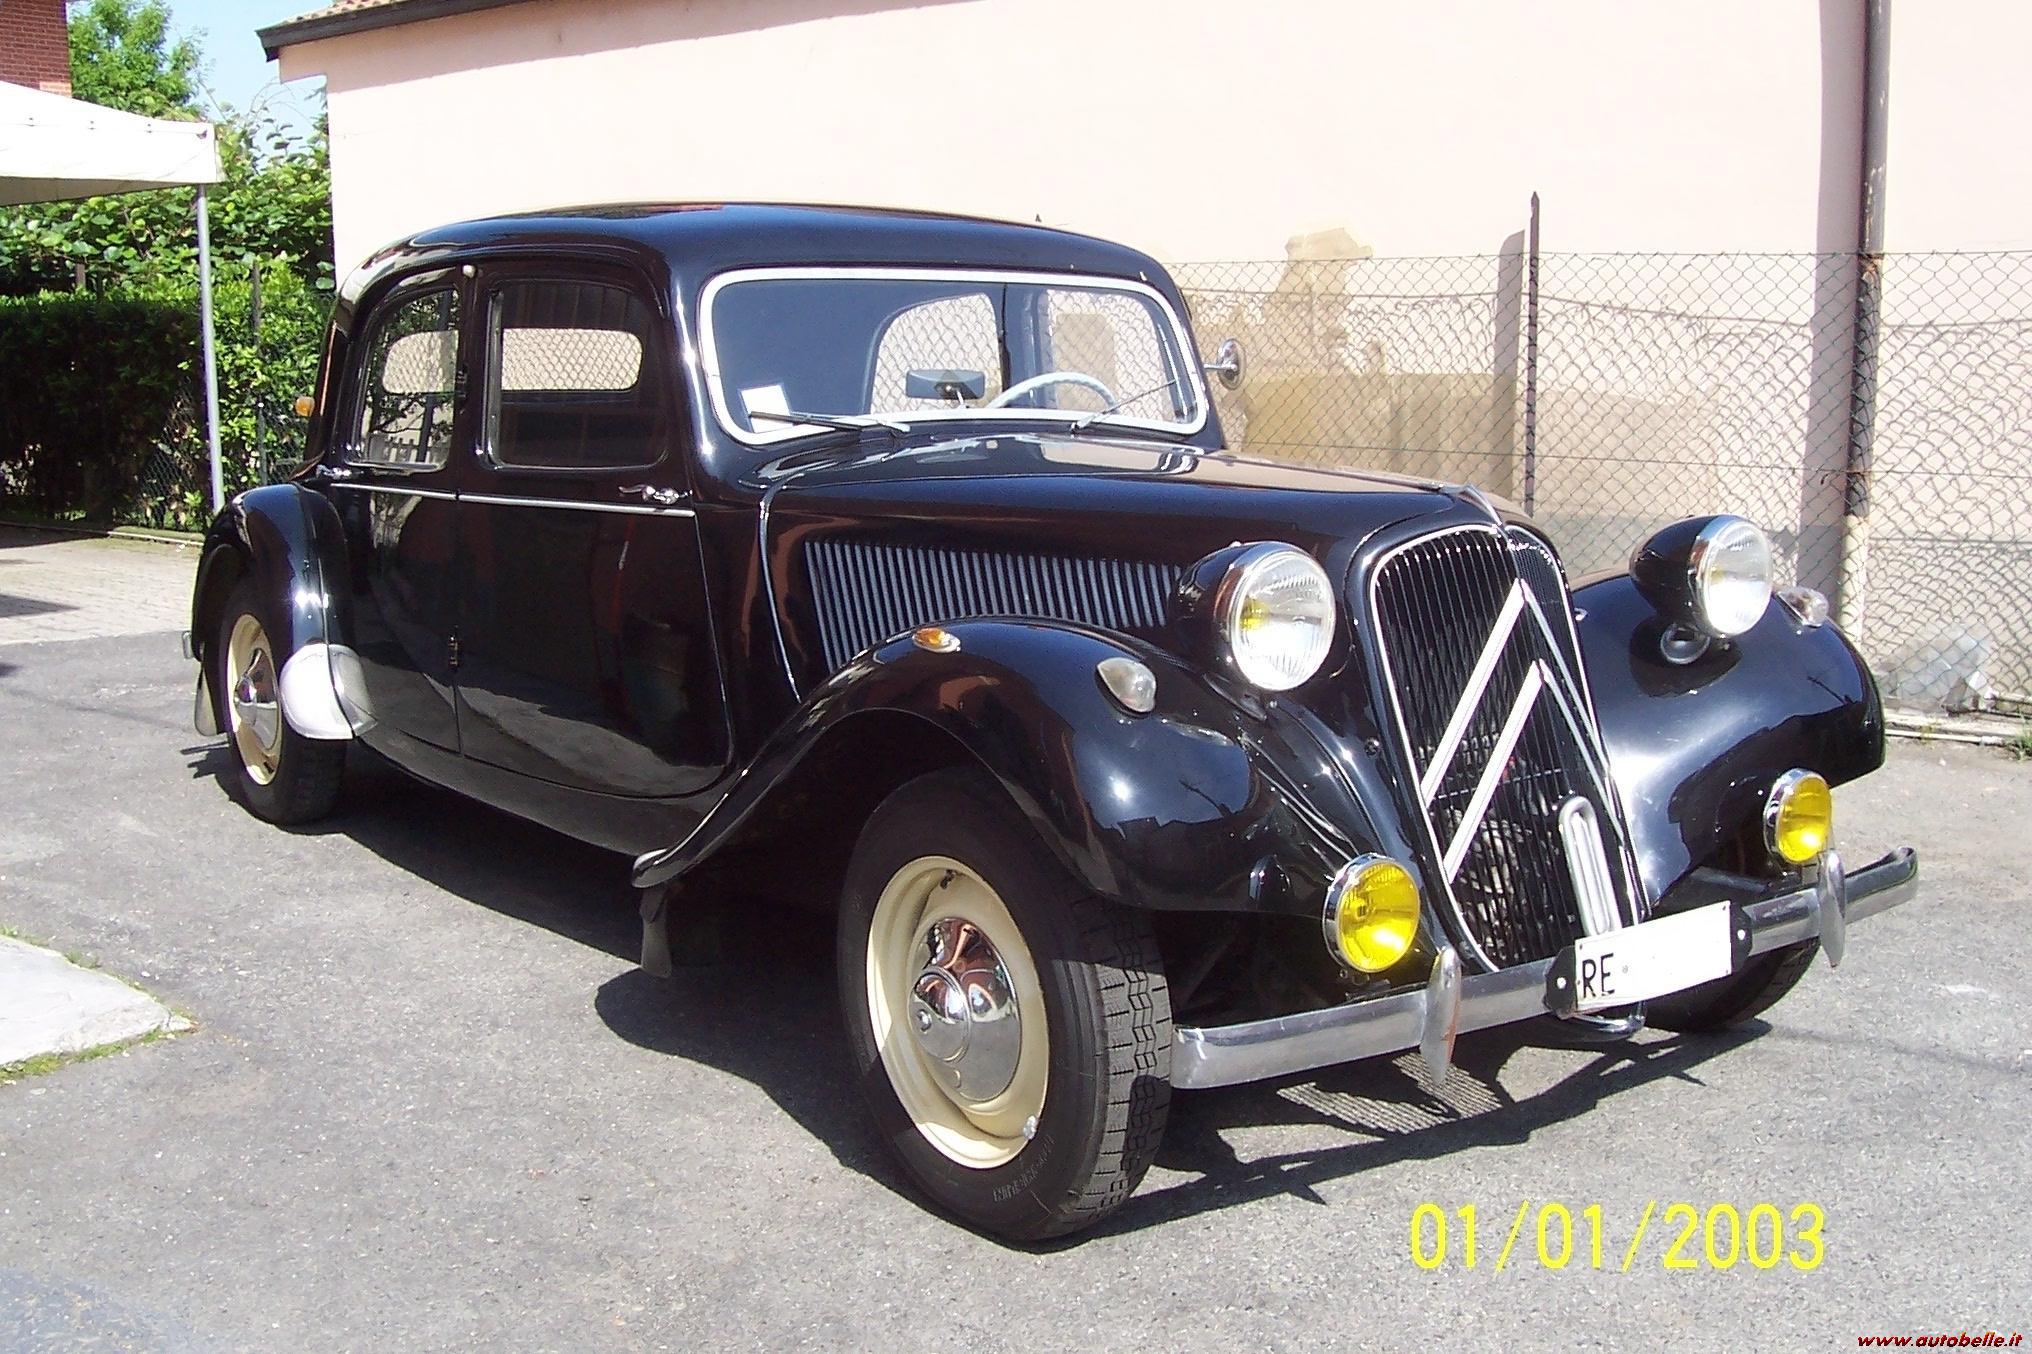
0 264 330 530
0 0 336 529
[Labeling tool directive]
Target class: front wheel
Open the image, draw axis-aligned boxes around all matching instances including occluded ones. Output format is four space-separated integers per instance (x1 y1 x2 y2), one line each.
1647 940 1819 1032
839 769 1171 1240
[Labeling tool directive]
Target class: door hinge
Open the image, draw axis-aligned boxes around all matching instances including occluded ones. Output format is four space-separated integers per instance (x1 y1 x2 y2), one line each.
447 634 462 669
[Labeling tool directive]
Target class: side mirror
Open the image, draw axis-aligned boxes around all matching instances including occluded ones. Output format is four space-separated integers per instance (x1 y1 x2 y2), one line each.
1205 338 1244 391
292 395 316 418
904 368 988 403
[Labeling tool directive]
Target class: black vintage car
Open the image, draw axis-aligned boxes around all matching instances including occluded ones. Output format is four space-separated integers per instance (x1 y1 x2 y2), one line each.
187 203 1918 1240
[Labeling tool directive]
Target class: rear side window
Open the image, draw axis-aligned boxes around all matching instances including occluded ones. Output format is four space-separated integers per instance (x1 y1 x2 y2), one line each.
352 287 460 467
484 279 667 470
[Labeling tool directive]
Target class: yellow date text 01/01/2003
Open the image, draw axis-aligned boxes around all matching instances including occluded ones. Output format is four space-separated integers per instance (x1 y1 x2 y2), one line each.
1407 1201 1827 1273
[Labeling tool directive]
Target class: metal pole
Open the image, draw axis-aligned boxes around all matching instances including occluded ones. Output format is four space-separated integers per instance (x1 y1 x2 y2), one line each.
1839 0 1891 633
1522 192 1540 515
250 260 266 484
197 184 226 513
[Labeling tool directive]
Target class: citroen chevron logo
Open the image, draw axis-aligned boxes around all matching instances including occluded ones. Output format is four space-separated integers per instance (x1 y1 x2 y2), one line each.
1413 578 1621 899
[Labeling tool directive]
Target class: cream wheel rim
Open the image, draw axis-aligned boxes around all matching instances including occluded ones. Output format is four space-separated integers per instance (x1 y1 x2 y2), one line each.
226 613 283 785
866 855 1049 1169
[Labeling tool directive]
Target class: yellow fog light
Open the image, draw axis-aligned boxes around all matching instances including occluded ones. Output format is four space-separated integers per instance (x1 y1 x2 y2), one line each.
1323 856 1422 972
1765 769 1834 865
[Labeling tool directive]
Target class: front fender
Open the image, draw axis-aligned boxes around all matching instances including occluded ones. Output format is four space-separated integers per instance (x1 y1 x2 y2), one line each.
632 619 1400 920
1575 575 1885 904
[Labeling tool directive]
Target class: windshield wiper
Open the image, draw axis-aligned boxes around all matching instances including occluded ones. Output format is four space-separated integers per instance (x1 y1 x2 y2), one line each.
1070 375 1192 431
750 409 912 435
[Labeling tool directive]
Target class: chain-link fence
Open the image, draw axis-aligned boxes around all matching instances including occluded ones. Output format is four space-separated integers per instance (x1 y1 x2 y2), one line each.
1178 249 2032 716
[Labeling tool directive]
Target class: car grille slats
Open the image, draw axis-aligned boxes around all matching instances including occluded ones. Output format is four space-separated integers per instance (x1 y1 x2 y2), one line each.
1368 525 1637 970
804 538 1181 672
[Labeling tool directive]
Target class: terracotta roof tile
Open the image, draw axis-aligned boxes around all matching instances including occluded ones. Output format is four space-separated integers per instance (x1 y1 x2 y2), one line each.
260 0 534 58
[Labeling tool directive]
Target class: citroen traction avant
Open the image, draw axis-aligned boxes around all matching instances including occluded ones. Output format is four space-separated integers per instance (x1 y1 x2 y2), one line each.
186 204 1919 1239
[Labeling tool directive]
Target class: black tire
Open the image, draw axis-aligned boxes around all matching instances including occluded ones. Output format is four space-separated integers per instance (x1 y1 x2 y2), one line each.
838 768 1171 1241
214 577 347 824
1647 940 1819 1033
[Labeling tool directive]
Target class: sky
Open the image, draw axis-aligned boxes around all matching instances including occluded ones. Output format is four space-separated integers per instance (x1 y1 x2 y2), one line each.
155 0 323 131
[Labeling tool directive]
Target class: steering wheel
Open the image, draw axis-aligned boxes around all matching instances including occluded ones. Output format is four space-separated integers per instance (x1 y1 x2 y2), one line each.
985 370 1120 411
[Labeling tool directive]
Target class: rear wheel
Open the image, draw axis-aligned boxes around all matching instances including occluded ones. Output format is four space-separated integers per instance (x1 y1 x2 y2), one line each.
214 578 346 824
839 769 1172 1240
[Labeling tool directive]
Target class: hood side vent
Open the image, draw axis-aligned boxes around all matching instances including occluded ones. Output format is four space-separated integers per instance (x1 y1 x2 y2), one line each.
804 538 1181 672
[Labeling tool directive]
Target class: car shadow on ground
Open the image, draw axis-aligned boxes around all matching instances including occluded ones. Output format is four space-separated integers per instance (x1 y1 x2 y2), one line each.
187 739 1769 1245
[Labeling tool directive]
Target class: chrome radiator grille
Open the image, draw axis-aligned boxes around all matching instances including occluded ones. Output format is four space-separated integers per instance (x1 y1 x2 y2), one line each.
1367 525 1636 970
804 538 1182 672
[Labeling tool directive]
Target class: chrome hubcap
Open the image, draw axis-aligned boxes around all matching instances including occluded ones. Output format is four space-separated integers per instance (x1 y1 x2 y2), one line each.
226 614 283 785
866 855 1049 1169
232 649 281 751
907 917 1021 1104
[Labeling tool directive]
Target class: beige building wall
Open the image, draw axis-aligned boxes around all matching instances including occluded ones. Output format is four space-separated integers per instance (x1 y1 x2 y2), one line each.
1883 0 2032 252
284 0 1845 274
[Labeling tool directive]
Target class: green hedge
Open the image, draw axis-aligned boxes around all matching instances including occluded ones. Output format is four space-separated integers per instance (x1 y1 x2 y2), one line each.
0 265 329 530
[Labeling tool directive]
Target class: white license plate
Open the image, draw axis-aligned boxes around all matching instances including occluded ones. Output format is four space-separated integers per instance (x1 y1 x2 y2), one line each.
1569 902 1733 1011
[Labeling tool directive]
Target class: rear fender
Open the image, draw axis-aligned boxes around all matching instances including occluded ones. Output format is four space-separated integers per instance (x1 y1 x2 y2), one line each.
191 483 363 740
1575 574 1885 903
632 619 1405 921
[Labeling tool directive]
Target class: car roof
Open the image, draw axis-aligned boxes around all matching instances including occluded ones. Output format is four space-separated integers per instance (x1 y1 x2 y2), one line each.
360 202 1172 299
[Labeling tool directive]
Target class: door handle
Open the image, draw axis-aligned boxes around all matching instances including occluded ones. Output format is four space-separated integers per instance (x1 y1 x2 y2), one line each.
620 484 685 506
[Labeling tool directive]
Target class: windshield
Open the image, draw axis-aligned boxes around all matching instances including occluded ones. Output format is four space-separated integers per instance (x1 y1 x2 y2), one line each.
701 268 1208 445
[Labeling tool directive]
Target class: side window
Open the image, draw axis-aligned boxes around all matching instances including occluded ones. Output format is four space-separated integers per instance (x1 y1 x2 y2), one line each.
485 278 666 470
351 287 460 467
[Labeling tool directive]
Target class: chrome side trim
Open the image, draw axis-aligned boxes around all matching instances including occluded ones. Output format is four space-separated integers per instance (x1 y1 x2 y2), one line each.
1172 848 1920 1090
462 493 695 517
758 480 800 695
331 482 696 515
331 482 457 501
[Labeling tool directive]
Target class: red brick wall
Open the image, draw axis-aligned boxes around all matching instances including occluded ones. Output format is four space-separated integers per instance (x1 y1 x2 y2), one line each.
0 0 72 95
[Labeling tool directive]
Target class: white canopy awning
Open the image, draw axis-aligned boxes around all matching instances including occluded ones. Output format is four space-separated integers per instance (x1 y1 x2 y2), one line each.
0 79 221 205
0 81 229 511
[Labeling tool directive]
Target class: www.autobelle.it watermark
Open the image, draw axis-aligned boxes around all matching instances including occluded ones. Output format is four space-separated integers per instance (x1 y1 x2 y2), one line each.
1856 1335 2022 1348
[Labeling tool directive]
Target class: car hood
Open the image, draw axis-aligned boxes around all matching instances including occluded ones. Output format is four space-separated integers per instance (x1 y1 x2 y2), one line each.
754 432 1479 568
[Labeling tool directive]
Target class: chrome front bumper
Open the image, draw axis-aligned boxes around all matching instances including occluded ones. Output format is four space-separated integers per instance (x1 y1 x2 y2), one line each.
1171 847 1920 1091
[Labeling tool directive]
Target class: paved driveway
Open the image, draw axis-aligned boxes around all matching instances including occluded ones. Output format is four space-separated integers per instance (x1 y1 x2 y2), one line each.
0 527 198 645
0 551 2024 1350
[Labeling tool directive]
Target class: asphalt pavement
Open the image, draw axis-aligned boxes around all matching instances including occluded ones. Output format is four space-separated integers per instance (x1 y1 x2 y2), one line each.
0 605 2026 1349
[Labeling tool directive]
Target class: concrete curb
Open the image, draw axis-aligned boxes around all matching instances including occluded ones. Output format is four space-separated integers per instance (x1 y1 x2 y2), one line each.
0 937 188 1070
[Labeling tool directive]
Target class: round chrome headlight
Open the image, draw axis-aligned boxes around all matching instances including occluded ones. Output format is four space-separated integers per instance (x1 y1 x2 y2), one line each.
1631 514 1774 640
1216 544 1336 691
1690 517 1774 637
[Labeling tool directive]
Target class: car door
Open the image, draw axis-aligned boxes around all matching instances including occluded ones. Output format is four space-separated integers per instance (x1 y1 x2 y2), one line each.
451 262 731 798
325 270 469 753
